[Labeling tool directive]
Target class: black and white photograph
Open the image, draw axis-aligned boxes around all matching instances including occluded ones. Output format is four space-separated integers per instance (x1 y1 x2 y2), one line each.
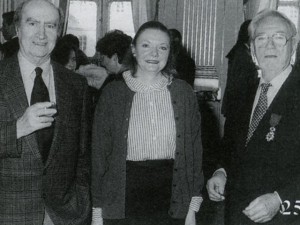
0 0 299 224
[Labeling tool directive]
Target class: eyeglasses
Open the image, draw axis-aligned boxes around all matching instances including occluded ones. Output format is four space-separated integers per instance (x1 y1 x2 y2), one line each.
254 33 293 48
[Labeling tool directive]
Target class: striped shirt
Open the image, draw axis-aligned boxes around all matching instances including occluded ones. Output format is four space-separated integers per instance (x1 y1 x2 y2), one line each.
124 71 176 161
92 73 203 221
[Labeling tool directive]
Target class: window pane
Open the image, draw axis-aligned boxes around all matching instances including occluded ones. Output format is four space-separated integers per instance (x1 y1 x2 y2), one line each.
278 3 299 63
109 2 135 37
278 5 299 28
66 1 97 57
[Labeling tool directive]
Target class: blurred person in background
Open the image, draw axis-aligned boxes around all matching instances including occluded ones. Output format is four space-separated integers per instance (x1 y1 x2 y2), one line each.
0 11 19 59
169 28 196 87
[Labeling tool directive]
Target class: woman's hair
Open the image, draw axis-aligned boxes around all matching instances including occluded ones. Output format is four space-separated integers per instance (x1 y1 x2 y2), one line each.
60 34 80 48
248 9 297 40
127 21 176 76
2 11 15 25
51 40 77 67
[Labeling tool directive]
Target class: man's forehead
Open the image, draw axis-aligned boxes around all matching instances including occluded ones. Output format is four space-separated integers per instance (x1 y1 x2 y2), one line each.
22 0 59 20
256 17 289 33
257 17 288 30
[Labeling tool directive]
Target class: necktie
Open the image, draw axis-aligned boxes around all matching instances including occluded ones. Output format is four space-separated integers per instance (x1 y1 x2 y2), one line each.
31 67 54 163
246 83 272 145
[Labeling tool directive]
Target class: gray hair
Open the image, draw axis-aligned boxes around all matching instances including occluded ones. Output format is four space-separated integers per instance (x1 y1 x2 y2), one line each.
248 9 297 40
14 0 64 35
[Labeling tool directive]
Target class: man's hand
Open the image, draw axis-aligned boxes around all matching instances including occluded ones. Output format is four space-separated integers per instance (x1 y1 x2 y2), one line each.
17 102 57 138
206 170 226 201
185 209 196 225
76 64 109 89
243 193 281 223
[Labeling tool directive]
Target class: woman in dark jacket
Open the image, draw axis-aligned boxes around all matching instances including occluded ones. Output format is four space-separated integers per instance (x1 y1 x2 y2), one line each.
91 21 204 225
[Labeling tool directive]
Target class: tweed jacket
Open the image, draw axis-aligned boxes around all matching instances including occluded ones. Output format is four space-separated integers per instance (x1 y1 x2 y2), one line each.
92 77 204 219
224 65 300 225
0 55 92 225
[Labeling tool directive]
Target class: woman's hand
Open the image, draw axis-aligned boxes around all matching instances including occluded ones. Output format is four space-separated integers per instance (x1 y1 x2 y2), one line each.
185 209 196 225
91 207 104 225
91 219 103 225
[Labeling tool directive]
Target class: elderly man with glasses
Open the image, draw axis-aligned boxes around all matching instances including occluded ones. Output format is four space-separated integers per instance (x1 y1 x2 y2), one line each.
207 10 300 225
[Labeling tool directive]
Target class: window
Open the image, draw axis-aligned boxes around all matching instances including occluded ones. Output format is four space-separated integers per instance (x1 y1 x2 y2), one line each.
78 35 87 52
108 1 135 37
278 0 299 63
278 0 299 29
66 0 97 57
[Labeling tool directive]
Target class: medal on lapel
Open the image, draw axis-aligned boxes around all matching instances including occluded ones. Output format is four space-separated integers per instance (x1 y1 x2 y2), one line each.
266 113 282 142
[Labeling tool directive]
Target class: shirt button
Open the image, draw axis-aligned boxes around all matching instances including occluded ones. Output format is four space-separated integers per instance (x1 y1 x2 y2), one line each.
153 136 157 140
149 102 153 106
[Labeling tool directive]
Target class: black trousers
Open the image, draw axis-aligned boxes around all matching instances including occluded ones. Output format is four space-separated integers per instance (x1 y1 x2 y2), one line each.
105 160 185 225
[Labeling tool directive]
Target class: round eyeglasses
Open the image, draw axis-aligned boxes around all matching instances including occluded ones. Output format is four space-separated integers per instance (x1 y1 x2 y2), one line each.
254 33 293 48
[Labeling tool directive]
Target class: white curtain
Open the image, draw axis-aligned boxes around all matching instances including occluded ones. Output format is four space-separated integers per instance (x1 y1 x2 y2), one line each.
52 0 60 7
244 0 279 20
131 0 157 32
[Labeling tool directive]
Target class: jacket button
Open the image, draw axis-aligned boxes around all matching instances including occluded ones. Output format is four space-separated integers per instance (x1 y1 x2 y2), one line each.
43 170 47 175
42 193 46 199
174 168 178 172
173 101 177 104
177 134 181 138
175 117 179 121
170 211 174 216
173 184 177 187
176 152 179 155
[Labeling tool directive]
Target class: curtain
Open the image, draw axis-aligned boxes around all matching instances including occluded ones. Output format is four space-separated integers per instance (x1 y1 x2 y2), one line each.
59 0 70 35
52 0 60 7
131 0 158 32
244 0 279 20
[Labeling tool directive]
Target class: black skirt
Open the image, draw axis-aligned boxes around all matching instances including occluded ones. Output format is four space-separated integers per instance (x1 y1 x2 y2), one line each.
104 160 185 225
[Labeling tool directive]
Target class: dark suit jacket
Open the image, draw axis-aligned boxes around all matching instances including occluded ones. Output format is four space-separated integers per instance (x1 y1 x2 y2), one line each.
0 55 92 225
0 37 19 59
224 65 300 225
